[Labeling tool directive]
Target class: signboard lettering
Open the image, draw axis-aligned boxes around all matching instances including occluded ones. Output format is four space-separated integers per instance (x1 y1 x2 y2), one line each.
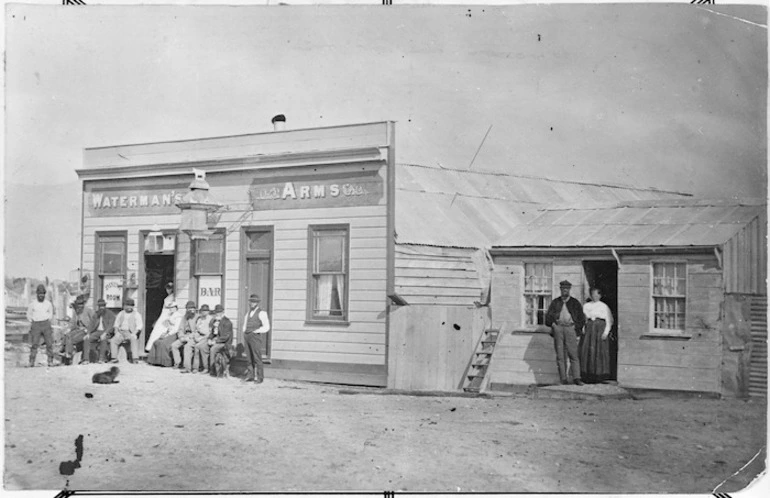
102 276 123 308
198 275 223 308
84 184 188 217
250 172 383 210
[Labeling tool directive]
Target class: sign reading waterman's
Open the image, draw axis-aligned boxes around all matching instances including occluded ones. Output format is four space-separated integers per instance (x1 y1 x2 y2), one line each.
249 172 383 210
85 184 188 217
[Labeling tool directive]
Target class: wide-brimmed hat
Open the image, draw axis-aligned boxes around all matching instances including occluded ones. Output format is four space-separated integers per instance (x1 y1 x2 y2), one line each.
249 294 261 303
199 304 210 311
185 300 196 309
97 298 107 306
213 304 225 313
36 284 47 293
74 295 86 305
124 298 135 306
559 280 573 288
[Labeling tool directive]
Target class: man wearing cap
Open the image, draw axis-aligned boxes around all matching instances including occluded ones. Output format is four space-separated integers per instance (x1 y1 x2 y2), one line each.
64 295 96 365
171 301 198 370
183 304 213 374
545 280 586 386
111 299 144 363
26 284 55 367
88 299 116 363
242 294 271 383
208 304 233 373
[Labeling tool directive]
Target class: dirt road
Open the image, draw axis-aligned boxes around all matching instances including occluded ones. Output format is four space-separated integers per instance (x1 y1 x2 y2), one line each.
3 351 766 493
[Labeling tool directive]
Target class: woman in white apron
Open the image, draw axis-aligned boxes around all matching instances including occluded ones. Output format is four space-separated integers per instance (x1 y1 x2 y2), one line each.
145 282 175 352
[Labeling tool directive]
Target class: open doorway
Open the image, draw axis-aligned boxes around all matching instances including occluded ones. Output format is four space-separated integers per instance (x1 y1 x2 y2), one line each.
143 254 175 350
582 260 618 380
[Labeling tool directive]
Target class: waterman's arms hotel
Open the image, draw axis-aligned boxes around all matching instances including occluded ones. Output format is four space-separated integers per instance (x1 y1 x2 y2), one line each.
76 119 767 398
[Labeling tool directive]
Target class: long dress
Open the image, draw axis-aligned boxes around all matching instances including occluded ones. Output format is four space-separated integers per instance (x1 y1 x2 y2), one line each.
145 293 175 352
147 310 183 367
579 300 613 383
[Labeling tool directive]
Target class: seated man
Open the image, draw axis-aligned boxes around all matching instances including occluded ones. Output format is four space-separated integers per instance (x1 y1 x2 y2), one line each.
88 299 116 363
110 299 144 363
63 296 95 365
171 301 198 370
183 304 213 374
208 305 233 375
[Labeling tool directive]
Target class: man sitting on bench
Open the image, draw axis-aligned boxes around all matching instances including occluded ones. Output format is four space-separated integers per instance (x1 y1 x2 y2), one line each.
111 299 143 363
208 304 233 374
89 299 116 363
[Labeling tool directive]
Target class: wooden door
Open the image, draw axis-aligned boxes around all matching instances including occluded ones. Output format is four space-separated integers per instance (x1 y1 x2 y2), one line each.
242 229 273 358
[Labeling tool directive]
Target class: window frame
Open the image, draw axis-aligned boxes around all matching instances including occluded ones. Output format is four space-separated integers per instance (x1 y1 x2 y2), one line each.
306 223 350 324
649 260 688 335
190 230 226 308
521 261 554 328
95 231 128 309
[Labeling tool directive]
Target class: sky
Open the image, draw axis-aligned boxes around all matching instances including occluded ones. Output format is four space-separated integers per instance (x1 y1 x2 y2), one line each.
3 2 768 280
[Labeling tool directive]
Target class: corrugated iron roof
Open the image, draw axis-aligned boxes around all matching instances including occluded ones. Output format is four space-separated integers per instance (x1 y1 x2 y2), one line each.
493 199 766 248
395 163 691 248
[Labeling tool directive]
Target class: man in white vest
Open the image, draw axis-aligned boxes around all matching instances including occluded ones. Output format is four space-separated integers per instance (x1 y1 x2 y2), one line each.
242 294 270 384
111 298 144 363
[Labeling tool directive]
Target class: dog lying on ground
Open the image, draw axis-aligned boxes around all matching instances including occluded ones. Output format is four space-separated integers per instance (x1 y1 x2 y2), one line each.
92 366 120 384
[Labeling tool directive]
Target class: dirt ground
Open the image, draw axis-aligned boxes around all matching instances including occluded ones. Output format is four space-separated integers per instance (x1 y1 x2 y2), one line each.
3 343 767 493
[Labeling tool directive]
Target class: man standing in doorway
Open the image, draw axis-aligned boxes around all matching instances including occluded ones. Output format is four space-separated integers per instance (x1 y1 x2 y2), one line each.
111 299 144 363
545 280 586 386
27 284 55 367
242 294 270 384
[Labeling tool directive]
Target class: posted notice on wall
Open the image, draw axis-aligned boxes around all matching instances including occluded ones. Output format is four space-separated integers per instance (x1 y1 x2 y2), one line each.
102 276 123 308
198 275 223 308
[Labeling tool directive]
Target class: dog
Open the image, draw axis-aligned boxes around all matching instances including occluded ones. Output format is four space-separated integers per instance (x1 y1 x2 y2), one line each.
92 366 120 384
211 350 229 378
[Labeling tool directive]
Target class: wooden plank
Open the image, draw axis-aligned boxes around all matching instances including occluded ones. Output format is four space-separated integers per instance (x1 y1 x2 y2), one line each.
271 349 385 365
272 340 385 355
277 226 386 241
619 365 719 392
273 278 386 292
395 259 475 270
274 329 385 343
394 276 483 288
398 296 476 306
394 286 481 297
395 268 478 279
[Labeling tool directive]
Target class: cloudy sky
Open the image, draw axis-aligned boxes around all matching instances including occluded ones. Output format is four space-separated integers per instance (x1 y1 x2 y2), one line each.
3 2 767 280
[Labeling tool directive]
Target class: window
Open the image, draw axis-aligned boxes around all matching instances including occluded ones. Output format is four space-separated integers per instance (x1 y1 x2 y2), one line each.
524 263 552 326
652 262 687 331
193 232 225 308
308 225 349 322
97 233 126 308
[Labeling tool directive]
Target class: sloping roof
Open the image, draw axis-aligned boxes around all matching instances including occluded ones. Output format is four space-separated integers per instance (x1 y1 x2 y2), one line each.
493 198 766 248
394 163 691 248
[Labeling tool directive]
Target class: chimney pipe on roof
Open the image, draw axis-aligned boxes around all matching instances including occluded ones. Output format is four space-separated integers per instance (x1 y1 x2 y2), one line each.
271 114 286 131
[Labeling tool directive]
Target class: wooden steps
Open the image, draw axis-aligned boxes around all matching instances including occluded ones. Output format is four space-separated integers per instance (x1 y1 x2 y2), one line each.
463 328 499 393
749 296 767 398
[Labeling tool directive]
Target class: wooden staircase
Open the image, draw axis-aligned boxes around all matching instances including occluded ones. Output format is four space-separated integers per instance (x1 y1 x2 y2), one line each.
749 296 767 398
463 328 499 393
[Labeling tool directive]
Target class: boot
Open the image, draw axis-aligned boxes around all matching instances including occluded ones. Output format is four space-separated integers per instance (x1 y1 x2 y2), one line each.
244 365 255 382
28 350 37 368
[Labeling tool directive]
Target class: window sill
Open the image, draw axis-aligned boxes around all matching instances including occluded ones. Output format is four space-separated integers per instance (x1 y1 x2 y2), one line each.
304 320 350 326
641 332 693 340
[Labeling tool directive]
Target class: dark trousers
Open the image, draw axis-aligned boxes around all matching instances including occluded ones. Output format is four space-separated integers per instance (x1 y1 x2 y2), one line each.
64 328 90 362
89 334 111 363
244 332 264 381
551 324 581 382
29 320 54 364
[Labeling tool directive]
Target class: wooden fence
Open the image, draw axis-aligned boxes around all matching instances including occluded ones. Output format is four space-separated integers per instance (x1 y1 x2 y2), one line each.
388 305 489 391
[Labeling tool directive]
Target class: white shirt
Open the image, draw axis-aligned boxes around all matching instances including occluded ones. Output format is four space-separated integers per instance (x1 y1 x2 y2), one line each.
242 307 271 334
27 300 54 322
583 300 613 335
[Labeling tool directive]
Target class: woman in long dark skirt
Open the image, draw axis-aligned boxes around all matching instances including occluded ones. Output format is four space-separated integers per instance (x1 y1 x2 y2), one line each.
579 287 614 383
147 303 182 367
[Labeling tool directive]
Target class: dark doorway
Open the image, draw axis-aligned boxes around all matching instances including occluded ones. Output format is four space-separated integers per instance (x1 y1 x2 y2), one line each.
143 254 175 349
582 260 618 380
241 229 273 358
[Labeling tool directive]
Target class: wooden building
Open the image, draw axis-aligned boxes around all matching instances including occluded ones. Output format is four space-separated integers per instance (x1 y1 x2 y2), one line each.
76 120 706 390
487 199 767 397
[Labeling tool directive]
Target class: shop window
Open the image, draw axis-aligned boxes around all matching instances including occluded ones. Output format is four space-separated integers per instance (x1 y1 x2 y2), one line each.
652 262 687 332
524 262 552 326
96 233 127 308
193 232 225 308
308 225 349 322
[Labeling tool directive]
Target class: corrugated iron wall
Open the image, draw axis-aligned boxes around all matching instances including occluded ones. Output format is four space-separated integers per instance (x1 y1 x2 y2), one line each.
724 211 767 295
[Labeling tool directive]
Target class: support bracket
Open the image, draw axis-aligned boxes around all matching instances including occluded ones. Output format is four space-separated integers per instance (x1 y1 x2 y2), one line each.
611 248 622 269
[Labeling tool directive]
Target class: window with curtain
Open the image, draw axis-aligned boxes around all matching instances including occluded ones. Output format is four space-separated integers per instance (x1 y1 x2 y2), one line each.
193 232 225 308
524 262 552 326
308 226 349 322
652 262 687 332
97 234 126 308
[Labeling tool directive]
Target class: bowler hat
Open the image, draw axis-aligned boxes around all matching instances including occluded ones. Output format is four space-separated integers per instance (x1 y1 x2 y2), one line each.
559 280 573 288
166 282 174 289
199 304 210 311
97 298 107 306
36 284 46 294
249 294 261 302
125 298 135 306
74 295 86 305
213 304 225 313
185 300 197 309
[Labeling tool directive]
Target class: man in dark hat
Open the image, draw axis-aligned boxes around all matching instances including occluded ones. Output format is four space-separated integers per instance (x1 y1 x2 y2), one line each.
241 294 270 383
171 301 198 370
545 280 586 385
64 295 96 365
183 304 213 374
26 284 55 367
88 298 116 363
111 299 143 363
208 304 233 373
